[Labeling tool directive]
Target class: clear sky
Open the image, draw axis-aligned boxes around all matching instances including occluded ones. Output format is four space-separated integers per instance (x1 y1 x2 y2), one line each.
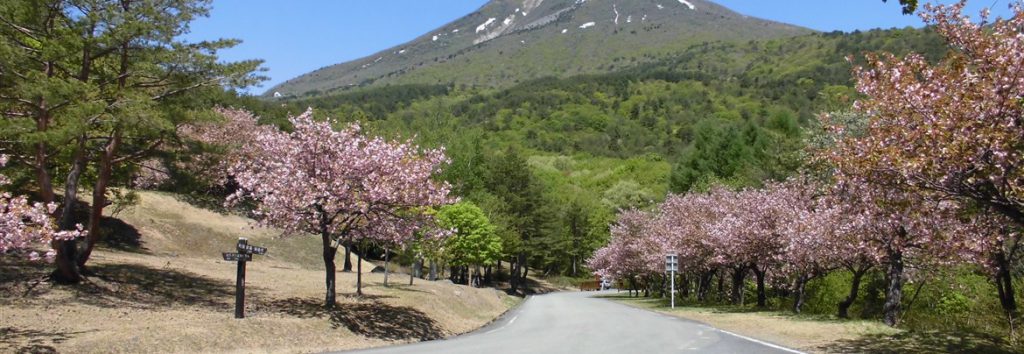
182 0 1014 94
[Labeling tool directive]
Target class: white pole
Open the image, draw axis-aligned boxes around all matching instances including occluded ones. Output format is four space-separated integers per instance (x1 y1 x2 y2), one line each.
670 269 676 309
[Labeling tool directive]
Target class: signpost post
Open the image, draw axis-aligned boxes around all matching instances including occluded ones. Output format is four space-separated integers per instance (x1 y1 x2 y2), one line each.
223 237 267 319
666 253 678 309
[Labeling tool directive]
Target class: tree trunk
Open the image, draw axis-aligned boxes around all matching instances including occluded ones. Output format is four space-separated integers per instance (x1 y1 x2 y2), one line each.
51 139 88 283
321 233 338 309
34 108 55 204
383 248 390 287
428 259 438 281
356 246 364 296
838 266 868 319
753 266 767 308
411 257 422 285
680 273 690 299
343 244 353 272
883 249 904 327
79 131 122 270
731 266 746 305
994 250 1019 318
698 270 713 302
717 269 726 302
413 257 423 279
520 258 529 292
792 275 809 314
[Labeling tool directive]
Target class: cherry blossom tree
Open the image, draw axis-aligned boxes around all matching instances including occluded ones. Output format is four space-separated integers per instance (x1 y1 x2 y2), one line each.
653 192 720 301
771 177 842 313
226 109 453 307
588 209 660 297
1 155 82 261
845 1 1024 318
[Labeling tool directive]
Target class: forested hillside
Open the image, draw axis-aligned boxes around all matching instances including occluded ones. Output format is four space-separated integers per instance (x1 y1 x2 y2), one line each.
227 27 946 278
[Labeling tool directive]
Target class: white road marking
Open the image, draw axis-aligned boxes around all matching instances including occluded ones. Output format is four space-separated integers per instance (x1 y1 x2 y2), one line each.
716 329 806 354
508 315 518 325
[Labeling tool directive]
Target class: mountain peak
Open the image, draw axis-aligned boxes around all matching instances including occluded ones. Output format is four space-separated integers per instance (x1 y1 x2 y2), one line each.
268 0 812 98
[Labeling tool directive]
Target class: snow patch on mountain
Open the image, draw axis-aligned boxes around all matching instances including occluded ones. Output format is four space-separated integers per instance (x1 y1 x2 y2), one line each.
580 22 595 29
562 28 568 33
678 0 695 10
657 4 664 9
613 4 620 25
476 18 497 33
432 35 438 41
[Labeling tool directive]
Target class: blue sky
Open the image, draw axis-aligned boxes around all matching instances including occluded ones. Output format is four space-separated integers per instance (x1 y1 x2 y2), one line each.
183 0 1014 94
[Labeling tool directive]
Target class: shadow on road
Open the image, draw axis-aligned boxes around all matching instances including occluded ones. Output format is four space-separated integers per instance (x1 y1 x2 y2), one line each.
269 297 447 342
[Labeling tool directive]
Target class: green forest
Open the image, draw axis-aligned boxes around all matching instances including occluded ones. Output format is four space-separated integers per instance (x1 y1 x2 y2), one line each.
206 27 947 280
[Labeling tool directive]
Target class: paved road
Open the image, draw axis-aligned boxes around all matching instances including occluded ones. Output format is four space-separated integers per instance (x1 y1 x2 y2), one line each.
339 290 803 354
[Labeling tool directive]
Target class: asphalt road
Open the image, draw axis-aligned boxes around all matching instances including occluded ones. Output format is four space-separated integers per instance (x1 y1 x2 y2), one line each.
339 290 803 354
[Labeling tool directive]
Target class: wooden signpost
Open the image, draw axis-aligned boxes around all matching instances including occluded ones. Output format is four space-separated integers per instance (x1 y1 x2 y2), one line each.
223 238 267 319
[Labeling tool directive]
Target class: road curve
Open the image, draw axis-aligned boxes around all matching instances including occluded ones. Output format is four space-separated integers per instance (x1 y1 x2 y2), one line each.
337 290 803 354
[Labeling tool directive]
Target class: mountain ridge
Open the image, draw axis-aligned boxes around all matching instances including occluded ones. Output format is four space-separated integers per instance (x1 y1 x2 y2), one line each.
267 0 813 98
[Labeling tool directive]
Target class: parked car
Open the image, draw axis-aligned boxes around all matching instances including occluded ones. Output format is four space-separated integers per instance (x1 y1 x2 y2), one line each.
600 278 613 290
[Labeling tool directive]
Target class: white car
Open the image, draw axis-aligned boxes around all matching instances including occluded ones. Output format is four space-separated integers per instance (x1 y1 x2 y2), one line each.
600 278 613 290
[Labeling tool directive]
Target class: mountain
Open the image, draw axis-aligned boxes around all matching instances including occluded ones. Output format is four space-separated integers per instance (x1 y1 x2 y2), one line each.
266 0 813 98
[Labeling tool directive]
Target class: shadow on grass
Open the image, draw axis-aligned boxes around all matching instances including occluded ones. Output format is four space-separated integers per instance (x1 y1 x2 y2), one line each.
0 258 51 299
268 297 446 342
72 263 235 310
0 326 95 354
96 217 148 253
1 259 234 311
826 330 1017 354
381 284 431 294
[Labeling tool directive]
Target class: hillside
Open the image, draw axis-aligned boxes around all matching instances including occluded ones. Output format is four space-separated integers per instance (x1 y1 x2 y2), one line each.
267 0 812 98
0 192 518 353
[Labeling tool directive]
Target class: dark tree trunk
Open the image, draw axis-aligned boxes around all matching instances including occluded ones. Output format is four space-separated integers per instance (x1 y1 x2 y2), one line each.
680 273 690 299
510 256 520 292
411 257 422 285
838 265 869 319
34 107 55 205
356 247 364 296
994 251 1019 318
731 266 747 305
698 270 714 302
520 260 529 292
717 269 726 301
51 140 88 283
428 259 438 281
792 275 809 314
383 248 390 287
79 131 121 270
753 266 767 308
484 266 492 284
883 248 904 327
343 244 353 272
321 232 338 308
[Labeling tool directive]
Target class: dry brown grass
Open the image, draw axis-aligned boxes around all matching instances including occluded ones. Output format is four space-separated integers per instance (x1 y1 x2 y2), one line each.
0 192 518 354
607 294 1019 354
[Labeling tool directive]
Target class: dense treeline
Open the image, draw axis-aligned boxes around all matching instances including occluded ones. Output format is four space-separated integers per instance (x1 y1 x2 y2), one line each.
592 3 1024 340
224 26 946 285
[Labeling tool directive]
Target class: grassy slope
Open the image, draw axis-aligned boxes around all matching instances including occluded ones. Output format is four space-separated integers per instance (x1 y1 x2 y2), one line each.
0 191 519 354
